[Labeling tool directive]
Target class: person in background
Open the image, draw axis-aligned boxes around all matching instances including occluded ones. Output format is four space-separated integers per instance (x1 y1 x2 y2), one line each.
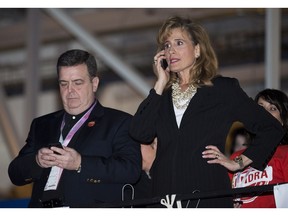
229 127 253 156
230 89 288 208
8 49 141 208
141 138 157 179
129 16 284 208
132 138 157 206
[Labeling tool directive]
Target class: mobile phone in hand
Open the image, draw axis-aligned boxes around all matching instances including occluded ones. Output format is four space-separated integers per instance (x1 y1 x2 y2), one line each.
48 142 63 155
161 59 168 70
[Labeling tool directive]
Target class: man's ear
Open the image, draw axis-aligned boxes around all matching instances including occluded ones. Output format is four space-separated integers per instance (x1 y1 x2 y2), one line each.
92 76 99 92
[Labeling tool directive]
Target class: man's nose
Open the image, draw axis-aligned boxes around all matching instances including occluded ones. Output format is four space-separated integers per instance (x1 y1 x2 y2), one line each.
67 83 75 92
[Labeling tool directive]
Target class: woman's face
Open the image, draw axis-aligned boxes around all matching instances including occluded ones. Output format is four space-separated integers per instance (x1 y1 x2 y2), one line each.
163 28 199 74
257 97 283 125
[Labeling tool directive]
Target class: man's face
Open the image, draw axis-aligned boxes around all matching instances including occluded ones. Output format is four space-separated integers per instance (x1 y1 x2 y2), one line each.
58 64 99 115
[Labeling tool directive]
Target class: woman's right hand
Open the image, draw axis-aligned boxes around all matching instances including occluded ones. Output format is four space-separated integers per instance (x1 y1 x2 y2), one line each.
153 50 170 95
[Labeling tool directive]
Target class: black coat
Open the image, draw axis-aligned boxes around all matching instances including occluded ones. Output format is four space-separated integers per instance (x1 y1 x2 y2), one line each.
130 76 284 208
8 102 142 207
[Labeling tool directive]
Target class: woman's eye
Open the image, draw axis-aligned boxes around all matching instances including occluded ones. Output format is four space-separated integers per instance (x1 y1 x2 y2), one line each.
164 43 170 49
177 41 183 46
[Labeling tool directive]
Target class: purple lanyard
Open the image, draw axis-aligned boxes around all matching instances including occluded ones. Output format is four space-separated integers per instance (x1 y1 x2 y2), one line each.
60 101 97 147
53 101 97 185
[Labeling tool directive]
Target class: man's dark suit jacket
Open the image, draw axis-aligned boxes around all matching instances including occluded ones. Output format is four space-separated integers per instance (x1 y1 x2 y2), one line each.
8 102 142 207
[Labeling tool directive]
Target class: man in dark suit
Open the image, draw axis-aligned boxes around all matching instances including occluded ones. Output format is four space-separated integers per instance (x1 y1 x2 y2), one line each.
8 49 142 208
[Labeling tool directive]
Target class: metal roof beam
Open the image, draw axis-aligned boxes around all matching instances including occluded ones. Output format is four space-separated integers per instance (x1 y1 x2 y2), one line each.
43 8 150 97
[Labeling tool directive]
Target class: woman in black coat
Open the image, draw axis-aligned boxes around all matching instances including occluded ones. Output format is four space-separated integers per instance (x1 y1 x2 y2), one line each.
129 16 284 208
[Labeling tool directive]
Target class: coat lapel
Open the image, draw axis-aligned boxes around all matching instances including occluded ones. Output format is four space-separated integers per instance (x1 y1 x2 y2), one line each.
45 111 64 143
180 85 212 128
67 102 104 151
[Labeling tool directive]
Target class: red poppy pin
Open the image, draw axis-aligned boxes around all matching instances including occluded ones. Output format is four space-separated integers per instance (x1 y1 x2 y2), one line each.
88 121 96 127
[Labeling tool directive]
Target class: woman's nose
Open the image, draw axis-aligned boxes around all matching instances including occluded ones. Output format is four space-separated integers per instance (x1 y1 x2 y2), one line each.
168 45 176 53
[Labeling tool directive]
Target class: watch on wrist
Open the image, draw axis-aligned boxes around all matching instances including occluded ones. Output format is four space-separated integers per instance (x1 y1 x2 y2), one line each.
234 155 244 170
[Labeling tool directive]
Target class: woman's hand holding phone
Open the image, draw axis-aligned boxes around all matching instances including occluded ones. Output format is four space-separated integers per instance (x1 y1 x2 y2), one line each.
153 50 170 95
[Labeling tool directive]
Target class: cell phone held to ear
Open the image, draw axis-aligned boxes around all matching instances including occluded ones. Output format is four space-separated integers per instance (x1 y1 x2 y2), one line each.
48 142 63 155
161 59 168 70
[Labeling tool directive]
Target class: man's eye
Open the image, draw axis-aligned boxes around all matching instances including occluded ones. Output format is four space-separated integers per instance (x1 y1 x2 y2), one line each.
59 82 67 87
75 81 83 85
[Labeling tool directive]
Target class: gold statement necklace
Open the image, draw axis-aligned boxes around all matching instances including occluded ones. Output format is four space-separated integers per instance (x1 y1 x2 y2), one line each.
172 81 197 109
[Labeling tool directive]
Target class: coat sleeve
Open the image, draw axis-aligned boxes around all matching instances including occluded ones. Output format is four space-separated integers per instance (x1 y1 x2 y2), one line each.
8 119 43 186
226 78 285 170
129 88 162 144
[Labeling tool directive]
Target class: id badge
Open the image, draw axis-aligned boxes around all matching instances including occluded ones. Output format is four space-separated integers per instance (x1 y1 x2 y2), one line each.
44 166 62 191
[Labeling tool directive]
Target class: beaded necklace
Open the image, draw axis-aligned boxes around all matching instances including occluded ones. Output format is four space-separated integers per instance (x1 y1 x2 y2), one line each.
172 81 197 109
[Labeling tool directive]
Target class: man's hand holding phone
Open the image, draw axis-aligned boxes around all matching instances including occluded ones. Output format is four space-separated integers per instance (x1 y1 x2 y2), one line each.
48 142 63 155
36 143 63 168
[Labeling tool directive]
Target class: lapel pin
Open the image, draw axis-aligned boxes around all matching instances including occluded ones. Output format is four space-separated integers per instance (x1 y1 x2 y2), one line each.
88 121 96 127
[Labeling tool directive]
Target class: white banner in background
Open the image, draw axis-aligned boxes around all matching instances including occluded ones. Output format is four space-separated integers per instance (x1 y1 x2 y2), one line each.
274 183 288 208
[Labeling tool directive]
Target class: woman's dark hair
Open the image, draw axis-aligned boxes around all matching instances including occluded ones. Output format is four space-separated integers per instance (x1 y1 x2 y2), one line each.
255 89 288 144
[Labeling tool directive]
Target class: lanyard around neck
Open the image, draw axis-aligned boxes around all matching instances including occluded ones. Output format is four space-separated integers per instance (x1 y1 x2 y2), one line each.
60 101 97 147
